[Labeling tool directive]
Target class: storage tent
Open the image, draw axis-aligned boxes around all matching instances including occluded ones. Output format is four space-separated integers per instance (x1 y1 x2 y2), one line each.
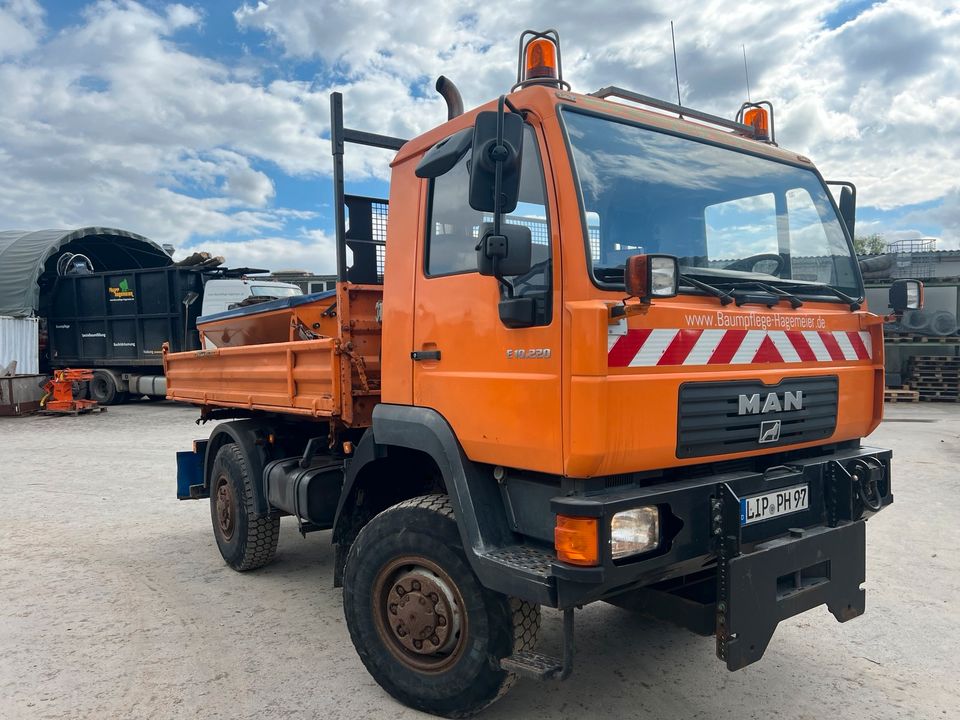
0 227 171 317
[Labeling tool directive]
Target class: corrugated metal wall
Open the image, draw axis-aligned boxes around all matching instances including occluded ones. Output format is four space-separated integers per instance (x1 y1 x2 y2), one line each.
0 316 39 374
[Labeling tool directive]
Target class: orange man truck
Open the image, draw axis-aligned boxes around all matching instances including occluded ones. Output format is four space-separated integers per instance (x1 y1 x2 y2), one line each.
166 30 923 717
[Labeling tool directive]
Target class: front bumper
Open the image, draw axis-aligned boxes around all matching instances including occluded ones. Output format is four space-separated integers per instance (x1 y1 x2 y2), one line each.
545 444 891 668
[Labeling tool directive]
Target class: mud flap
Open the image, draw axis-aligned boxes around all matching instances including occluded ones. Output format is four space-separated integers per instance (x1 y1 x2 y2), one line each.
714 483 866 671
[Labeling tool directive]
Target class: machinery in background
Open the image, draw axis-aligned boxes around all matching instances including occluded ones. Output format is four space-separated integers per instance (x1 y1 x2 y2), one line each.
39 368 104 415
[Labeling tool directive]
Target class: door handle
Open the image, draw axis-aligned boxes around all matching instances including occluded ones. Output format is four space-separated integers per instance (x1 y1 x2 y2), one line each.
411 350 441 361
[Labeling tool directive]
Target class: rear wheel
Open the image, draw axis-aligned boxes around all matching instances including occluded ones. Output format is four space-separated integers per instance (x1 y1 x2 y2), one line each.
343 494 540 717
209 443 280 571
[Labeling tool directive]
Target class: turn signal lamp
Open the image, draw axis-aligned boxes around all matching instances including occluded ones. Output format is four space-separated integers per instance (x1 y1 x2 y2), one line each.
513 29 570 91
625 254 679 302
555 515 599 566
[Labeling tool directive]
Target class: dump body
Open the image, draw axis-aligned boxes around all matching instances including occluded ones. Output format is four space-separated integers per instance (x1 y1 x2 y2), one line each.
164 283 382 426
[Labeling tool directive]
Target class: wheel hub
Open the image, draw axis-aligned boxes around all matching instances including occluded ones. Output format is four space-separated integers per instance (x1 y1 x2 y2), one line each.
215 478 235 540
387 573 456 654
373 558 467 672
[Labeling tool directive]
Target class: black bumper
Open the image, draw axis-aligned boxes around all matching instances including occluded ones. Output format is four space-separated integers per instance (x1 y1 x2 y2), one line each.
540 444 891 668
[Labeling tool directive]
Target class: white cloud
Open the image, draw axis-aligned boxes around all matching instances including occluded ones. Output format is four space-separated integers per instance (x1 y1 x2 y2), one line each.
175 232 336 274
1 0 959 271
0 0 44 58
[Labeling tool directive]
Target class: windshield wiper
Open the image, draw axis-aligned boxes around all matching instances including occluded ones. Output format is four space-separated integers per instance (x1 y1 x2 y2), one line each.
750 282 803 309
680 274 734 305
681 271 803 309
772 281 861 310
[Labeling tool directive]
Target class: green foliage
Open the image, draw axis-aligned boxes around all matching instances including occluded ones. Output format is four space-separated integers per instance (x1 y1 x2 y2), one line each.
853 233 887 255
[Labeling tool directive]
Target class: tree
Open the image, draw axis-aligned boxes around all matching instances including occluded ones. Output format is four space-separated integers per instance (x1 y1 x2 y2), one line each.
853 233 887 255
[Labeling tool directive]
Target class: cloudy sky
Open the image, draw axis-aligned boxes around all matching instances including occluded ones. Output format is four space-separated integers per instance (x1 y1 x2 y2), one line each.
0 0 957 273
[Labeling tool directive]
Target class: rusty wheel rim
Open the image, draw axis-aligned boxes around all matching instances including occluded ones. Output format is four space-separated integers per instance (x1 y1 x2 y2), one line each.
371 556 467 673
214 476 236 541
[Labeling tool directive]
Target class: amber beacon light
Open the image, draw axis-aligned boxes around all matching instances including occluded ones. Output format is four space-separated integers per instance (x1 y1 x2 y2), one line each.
737 100 775 143
514 29 570 91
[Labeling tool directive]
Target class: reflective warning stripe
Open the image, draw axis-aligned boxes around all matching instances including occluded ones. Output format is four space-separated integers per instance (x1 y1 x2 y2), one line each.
608 329 872 367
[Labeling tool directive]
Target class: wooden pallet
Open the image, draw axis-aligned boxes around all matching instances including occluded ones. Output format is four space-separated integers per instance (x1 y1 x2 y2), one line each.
884 388 919 403
906 354 960 401
39 406 107 417
886 334 960 344
918 393 960 403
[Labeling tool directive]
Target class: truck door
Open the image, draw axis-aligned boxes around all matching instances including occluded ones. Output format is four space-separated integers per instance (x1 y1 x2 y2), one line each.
412 122 563 474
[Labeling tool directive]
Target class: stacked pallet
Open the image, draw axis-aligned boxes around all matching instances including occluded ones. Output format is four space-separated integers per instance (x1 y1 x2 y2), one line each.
906 356 960 402
884 387 919 403
886 333 960 345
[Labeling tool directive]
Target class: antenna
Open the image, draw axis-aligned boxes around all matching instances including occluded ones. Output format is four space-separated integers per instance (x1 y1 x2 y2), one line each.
671 21 682 114
742 44 751 102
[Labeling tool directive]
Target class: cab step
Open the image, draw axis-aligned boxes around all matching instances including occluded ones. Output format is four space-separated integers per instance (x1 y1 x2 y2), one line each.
500 651 564 680
500 607 575 681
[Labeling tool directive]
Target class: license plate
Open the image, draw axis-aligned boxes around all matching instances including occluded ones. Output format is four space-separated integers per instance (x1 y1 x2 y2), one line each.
740 484 809 526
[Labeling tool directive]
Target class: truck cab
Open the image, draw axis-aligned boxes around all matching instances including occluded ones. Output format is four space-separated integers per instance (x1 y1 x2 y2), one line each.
166 30 922 718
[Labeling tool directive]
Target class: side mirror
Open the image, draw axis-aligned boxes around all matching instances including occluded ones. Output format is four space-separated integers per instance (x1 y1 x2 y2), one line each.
889 279 923 314
827 181 857 238
625 254 679 302
415 127 473 179
468 109 524 214
476 222 532 277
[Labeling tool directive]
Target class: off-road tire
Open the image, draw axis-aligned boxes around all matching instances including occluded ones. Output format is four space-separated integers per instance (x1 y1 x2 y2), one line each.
342 494 540 717
209 443 280 571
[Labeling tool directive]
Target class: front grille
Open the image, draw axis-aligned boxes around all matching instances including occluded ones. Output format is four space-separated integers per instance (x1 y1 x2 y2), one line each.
677 376 838 459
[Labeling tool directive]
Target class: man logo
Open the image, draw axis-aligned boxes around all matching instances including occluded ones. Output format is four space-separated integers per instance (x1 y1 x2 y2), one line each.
759 419 781 444
738 390 803 415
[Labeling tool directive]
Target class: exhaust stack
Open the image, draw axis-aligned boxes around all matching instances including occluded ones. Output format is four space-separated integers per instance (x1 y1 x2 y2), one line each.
436 75 463 120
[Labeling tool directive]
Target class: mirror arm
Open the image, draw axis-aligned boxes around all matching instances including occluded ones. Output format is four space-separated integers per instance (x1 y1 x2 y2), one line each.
492 95 506 239
490 94 511 299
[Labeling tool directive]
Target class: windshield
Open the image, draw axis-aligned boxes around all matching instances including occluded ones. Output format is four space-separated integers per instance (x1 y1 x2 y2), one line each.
251 285 302 297
562 109 861 299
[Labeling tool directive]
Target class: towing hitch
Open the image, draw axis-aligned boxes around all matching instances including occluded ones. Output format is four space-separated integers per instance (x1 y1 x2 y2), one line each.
712 482 868 671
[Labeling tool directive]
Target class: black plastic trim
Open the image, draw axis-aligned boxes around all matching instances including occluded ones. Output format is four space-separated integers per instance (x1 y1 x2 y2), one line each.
336 404 555 606
203 420 273 517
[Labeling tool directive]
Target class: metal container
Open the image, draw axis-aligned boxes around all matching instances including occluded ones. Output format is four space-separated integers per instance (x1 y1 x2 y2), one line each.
0 316 39 375
47 266 204 368
0 374 45 416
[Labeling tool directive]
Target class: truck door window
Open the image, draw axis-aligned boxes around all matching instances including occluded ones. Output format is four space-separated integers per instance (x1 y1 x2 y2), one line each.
425 125 552 325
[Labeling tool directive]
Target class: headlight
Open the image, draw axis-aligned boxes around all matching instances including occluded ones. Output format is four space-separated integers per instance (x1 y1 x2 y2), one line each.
649 256 678 297
610 507 659 560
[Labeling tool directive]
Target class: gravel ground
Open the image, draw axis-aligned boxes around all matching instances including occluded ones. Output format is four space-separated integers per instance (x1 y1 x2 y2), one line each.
1 400 958 720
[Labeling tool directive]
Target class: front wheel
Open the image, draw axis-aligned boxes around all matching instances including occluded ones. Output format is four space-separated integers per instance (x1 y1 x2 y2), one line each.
342 494 540 717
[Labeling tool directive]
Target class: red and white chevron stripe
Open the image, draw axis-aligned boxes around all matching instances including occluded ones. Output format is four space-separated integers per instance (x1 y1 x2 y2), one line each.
607 329 873 368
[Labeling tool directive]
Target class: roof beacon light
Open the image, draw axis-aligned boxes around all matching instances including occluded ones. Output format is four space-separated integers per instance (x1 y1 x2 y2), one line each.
513 29 570 92
737 100 775 144
526 38 557 80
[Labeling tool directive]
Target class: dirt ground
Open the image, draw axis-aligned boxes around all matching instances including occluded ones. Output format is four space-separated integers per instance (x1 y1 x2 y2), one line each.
1 400 958 720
